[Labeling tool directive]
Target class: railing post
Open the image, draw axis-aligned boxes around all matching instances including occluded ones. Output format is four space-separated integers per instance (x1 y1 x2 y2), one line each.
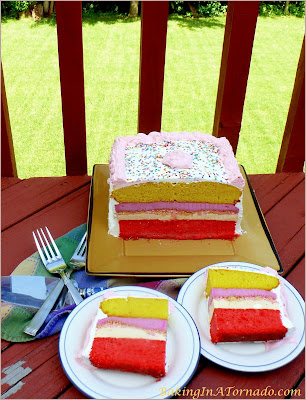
138 1 169 134
276 37 305 173
212 1 259 153
56 1 87 175
1 65 17 177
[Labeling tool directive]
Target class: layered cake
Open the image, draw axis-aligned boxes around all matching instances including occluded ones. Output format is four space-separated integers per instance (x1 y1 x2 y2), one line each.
82 296 169 377
205 267 293 343
108 131 245 240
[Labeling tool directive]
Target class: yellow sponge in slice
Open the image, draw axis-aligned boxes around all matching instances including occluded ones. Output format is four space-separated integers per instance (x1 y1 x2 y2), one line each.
205 268 279 296
100 297 169 320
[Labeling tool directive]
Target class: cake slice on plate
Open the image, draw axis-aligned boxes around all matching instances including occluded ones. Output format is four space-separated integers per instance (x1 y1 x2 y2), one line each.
83 296 169 378
205 267 294 343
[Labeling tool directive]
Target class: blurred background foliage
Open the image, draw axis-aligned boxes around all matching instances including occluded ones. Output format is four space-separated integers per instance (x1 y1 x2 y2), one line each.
1 1 305 19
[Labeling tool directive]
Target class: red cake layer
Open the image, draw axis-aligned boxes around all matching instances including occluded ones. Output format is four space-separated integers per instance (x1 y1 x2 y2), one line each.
210 308 288 343
119 220 236 240
89 337 166 378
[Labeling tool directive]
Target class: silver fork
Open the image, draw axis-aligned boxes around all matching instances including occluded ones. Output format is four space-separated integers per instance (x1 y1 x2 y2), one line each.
23 229 86 337
33 227 83 305
69 232 87 269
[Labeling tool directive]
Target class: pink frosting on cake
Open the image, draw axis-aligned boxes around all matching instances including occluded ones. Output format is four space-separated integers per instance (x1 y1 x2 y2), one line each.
96 317 167 331
108 131 245 189
162 150 193 169
102 290 118 300
115 202 239 213
265 331 297 350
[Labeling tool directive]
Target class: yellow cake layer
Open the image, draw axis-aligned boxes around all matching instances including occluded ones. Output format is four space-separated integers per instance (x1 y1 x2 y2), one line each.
205 268 279 296
111 182 242 204
100 297 169 319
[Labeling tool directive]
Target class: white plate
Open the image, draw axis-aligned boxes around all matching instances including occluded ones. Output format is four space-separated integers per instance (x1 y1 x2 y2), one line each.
59 286 201 399
177 262 305 372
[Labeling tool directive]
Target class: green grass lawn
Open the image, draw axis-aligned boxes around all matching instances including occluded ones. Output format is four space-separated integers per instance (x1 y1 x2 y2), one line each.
1 14 304 178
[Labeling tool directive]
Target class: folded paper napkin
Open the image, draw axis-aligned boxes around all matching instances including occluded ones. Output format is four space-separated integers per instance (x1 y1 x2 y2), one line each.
1 224 187 342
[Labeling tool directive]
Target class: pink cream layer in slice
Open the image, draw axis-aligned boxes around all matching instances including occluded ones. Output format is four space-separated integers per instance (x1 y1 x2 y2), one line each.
208 288 277 307
208 289 280 322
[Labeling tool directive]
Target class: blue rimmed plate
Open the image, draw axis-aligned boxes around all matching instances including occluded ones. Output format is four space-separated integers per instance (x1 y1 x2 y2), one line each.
177 262 305 372
59 286 201 399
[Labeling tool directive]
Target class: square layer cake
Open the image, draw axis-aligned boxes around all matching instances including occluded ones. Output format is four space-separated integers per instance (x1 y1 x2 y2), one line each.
108 131 245 240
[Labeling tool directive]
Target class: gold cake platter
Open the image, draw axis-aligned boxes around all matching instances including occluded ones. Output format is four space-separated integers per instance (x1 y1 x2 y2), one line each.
85 164 282 277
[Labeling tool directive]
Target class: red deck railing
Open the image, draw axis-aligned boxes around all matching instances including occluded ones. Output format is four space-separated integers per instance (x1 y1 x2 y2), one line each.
56 1 87 176
276 36 305 173
138 1 169 134
212 1 259 153
1 1 305 177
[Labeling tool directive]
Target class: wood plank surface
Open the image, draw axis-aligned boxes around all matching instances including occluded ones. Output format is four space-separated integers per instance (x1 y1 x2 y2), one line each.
247 173 272 189
3 354 70 399
292 378 305 399
285 258 305 299
1 339 12 352
264 180 305 259
181 351 305 399
1 335 60 396
279 226 304 275
249 173 304 214
1 176 91 231
249 173 304 211
249 174 305 274
58 386 85 399
1 334 79 399
1 178 21 191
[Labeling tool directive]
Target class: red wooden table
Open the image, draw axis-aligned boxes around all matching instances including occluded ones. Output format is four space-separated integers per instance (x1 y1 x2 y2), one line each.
1 172 305 399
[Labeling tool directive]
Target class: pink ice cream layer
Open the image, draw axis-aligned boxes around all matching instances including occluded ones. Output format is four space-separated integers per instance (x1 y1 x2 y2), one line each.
208 288 277 308
115 202 239 213
96 317 168 331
